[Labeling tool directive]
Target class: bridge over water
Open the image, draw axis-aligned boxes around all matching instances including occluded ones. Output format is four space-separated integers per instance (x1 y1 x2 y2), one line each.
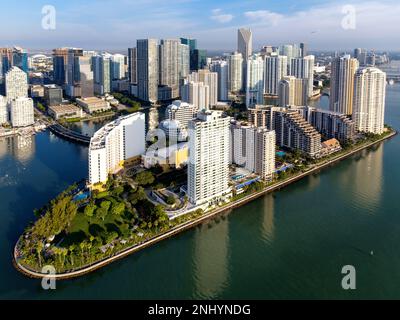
48 124 91 145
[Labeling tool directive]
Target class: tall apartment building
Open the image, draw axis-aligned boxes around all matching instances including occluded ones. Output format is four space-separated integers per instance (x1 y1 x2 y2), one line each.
264 55 288 96
0 95 7 124
330 55 359 115
180 38 198 71
187 110 231 206
178 44 190 80
246 55 264 108
188 69 218 107
128 47 137 84
88 113 146 186
52 47 69 86
230 121 276 180
10 97 34 127
165 100 197 128
353 67 386 134
227 52 243 94
248 105 322 158
111 54 126 80
5 66 28 100
354 48 367 67
137 39 159 103
66 49 94 98
92 54 112 95
181 81 210 110
293 106 356 143
210 60 228 101
278 76 308 107
191 49 207 71
289 55 314 98
158 39 180 100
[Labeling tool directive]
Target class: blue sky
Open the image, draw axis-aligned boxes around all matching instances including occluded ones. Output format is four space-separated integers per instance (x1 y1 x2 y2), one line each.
1 0 400 51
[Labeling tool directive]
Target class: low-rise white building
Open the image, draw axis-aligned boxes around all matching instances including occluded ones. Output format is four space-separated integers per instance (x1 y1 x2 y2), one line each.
76 97 111 114
88 112 146 186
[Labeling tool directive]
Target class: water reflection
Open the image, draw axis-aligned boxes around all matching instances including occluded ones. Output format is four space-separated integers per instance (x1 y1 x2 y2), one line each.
192 217 230 299
260 194 275 244
5 135 35 163
347 144 384 213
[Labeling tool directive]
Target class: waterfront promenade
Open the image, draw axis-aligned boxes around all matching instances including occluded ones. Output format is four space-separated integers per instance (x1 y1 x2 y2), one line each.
14 130 397 280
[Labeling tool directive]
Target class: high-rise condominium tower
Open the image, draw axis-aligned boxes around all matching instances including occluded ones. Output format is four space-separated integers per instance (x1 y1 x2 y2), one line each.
5 66 28 100
10 97 34 127
290 55 315 98
264 55 288 96
278 76 308 107
329 55 359 115
227 52 243 94
210 60 229 101
159 39 180 99
128 47 137 84
0 95 8 124
246 55 264 108
353 67 386 134
188 69 218 107
238 28 252 91
92 53 112 95
181 81 209 110
178 44 190 80
187 110 231 206
137 39 159 103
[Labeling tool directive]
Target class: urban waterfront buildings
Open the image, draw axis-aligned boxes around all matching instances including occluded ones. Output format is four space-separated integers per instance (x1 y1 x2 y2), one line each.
10 97 34 127
289 55 315 98
5 67 28 100
295 106 356 143
89 113 146 186
230 121 276 181
278 76 308 107
264 55 288 96
246 55 264 108
187 110 231 206
353 67 386 134
137 39 159 103
248 105 322 157
330 55 359 115
0 95 7 124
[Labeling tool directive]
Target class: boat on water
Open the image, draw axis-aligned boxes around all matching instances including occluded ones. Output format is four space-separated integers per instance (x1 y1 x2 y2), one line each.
388 79 395 86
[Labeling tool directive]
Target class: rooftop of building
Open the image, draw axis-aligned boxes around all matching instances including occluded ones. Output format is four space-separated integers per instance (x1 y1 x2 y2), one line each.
89 113 144 151
48 104 81 113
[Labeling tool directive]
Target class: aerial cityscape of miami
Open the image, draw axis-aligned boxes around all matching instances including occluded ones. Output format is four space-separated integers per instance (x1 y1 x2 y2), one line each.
1 0 400 306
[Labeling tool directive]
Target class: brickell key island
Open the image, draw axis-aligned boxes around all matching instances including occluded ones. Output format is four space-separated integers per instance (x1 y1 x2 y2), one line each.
1 2 400 301
7 32 395 279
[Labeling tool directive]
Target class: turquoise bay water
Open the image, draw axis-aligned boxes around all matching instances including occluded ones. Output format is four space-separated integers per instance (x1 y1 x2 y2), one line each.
0 84 399 299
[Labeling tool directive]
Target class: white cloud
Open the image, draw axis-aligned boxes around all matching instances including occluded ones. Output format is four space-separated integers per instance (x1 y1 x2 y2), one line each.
211 9 234 23
244 10 283 26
